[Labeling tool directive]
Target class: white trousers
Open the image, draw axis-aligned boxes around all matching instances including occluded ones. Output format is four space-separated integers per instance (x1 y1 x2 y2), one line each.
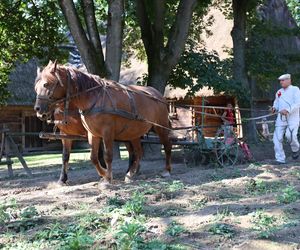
273 124 299 162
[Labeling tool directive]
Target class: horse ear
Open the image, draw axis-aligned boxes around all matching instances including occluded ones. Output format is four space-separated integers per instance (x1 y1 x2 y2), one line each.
53 60 57 72
51 60 58 73
47 60 53 66
36 67 41 76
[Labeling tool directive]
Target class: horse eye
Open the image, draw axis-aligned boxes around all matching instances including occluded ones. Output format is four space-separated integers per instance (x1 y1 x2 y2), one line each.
43 82 49 88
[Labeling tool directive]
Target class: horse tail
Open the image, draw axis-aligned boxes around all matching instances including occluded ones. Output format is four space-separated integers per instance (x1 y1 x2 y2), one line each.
168 116 172 129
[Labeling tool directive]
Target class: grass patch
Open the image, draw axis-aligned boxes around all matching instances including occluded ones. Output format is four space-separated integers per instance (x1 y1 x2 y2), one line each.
290 169 300 180
166 221 187 237
251 210 278 239
208 223 235 238
245 179 283 195
276 185 300 204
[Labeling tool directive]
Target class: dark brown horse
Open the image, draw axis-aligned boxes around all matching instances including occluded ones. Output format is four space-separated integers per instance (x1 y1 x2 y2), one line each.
53 106 139 184
34 61 172 185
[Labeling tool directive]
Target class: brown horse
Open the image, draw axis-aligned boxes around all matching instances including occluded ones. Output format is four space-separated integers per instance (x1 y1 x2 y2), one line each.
36 68 140 184
34 61 172 185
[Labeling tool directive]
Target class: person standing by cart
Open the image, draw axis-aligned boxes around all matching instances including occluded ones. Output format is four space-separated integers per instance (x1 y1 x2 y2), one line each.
221 103 235 137
272 74 300 164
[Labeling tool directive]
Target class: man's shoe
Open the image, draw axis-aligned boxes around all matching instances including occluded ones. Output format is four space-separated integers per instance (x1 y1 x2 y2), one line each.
273 161 286 165
292 151 299 160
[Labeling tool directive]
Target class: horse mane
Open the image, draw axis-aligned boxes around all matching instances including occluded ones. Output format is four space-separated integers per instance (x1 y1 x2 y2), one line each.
60 65 106 93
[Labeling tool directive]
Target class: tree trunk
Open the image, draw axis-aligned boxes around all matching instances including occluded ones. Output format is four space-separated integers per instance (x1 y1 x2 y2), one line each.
147 59 169 94
231 0 257 142
231 0 248 90
135 0 197 94
106 0 124 81
105 0 124 159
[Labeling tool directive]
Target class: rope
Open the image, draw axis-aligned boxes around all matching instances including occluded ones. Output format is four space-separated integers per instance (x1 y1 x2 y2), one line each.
45 68 283 132
178 104 271 112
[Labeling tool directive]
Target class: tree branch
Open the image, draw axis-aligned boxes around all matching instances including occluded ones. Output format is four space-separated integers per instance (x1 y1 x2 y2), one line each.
164 0 197 71
135 0 153 57
59 0 106 76
81 0 105 63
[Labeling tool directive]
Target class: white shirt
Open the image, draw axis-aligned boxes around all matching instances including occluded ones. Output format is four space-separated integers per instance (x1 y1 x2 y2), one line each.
273 85 300 125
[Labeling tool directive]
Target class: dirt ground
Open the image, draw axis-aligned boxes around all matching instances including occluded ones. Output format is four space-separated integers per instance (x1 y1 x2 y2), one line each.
1 146 300 249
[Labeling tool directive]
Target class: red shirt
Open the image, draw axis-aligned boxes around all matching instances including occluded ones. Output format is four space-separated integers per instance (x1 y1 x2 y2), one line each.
225 109 235 124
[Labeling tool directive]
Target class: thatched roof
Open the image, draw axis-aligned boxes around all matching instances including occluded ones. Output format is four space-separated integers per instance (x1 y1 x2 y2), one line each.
7 59 38 106
164 86 215 99
200 8 233 59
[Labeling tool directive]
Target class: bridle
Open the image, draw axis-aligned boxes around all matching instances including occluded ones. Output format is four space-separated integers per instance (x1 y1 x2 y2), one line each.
36 71 72 125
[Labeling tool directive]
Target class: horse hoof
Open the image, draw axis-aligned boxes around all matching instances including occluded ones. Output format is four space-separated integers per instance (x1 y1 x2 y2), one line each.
57 180 68 186
98 180 111 189
124 175 133 183
161 171 171 178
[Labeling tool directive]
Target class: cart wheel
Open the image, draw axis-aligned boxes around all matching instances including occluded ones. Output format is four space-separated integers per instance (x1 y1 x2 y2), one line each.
214 127 239 167
183 145 207 167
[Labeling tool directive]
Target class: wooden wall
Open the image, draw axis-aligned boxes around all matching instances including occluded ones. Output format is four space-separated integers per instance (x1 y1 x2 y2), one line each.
0 105 60 152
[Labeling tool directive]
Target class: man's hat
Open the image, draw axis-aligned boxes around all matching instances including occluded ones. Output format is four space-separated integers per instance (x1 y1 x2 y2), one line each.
278 74 291 80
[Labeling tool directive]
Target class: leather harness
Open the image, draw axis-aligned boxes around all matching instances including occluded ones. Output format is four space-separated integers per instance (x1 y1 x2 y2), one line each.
38 69 158 128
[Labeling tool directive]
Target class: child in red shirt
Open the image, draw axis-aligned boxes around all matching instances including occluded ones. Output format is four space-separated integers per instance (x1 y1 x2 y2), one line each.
222 103 235 125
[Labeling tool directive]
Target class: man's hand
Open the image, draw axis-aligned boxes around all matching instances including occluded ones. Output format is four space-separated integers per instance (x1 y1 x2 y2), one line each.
280 109 289 116
271 107 276 114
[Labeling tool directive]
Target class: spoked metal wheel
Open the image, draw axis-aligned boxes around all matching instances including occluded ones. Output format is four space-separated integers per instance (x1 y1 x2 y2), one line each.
214 126 239 167
183 145 208 167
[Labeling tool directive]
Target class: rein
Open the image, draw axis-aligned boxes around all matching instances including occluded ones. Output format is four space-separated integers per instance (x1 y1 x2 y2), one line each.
38 68 278 132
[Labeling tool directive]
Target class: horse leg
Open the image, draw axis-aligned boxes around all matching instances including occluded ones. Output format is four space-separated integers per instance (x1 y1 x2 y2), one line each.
125 139 143 182
102 136 114 184
125 142 134 174
98 139 107 169
89 136 107 179
58 139 72 185
153 127 172 177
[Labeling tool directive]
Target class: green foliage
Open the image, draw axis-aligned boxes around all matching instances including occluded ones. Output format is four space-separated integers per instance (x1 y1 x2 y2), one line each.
214 207 233 221
115 221 145 250
106 195 125 208
20 206 38 219
276 185 300 204
246 179 268 194
286 0 300 26
124 192 146 216
0 0 67 104
35 223 94 250
62 226 94 250
251 210 278 238
143 240 189 250
0 203 10 224
245 179 284 195
0 200 41 233
35 223 66 241
290 169 300 180
169 41 248 100
208 223 235 238
166 221 186 237
191 197 208 209
165 180 185 192
78 212 109 231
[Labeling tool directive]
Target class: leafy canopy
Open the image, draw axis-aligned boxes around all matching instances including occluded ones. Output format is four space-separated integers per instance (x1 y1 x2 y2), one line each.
0 0 67 105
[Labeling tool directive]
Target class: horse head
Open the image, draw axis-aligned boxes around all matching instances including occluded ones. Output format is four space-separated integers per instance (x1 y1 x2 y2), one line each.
34 60 68 120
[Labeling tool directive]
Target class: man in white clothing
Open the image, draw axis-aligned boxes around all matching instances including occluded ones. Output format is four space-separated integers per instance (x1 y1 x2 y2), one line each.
272 74 300 164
